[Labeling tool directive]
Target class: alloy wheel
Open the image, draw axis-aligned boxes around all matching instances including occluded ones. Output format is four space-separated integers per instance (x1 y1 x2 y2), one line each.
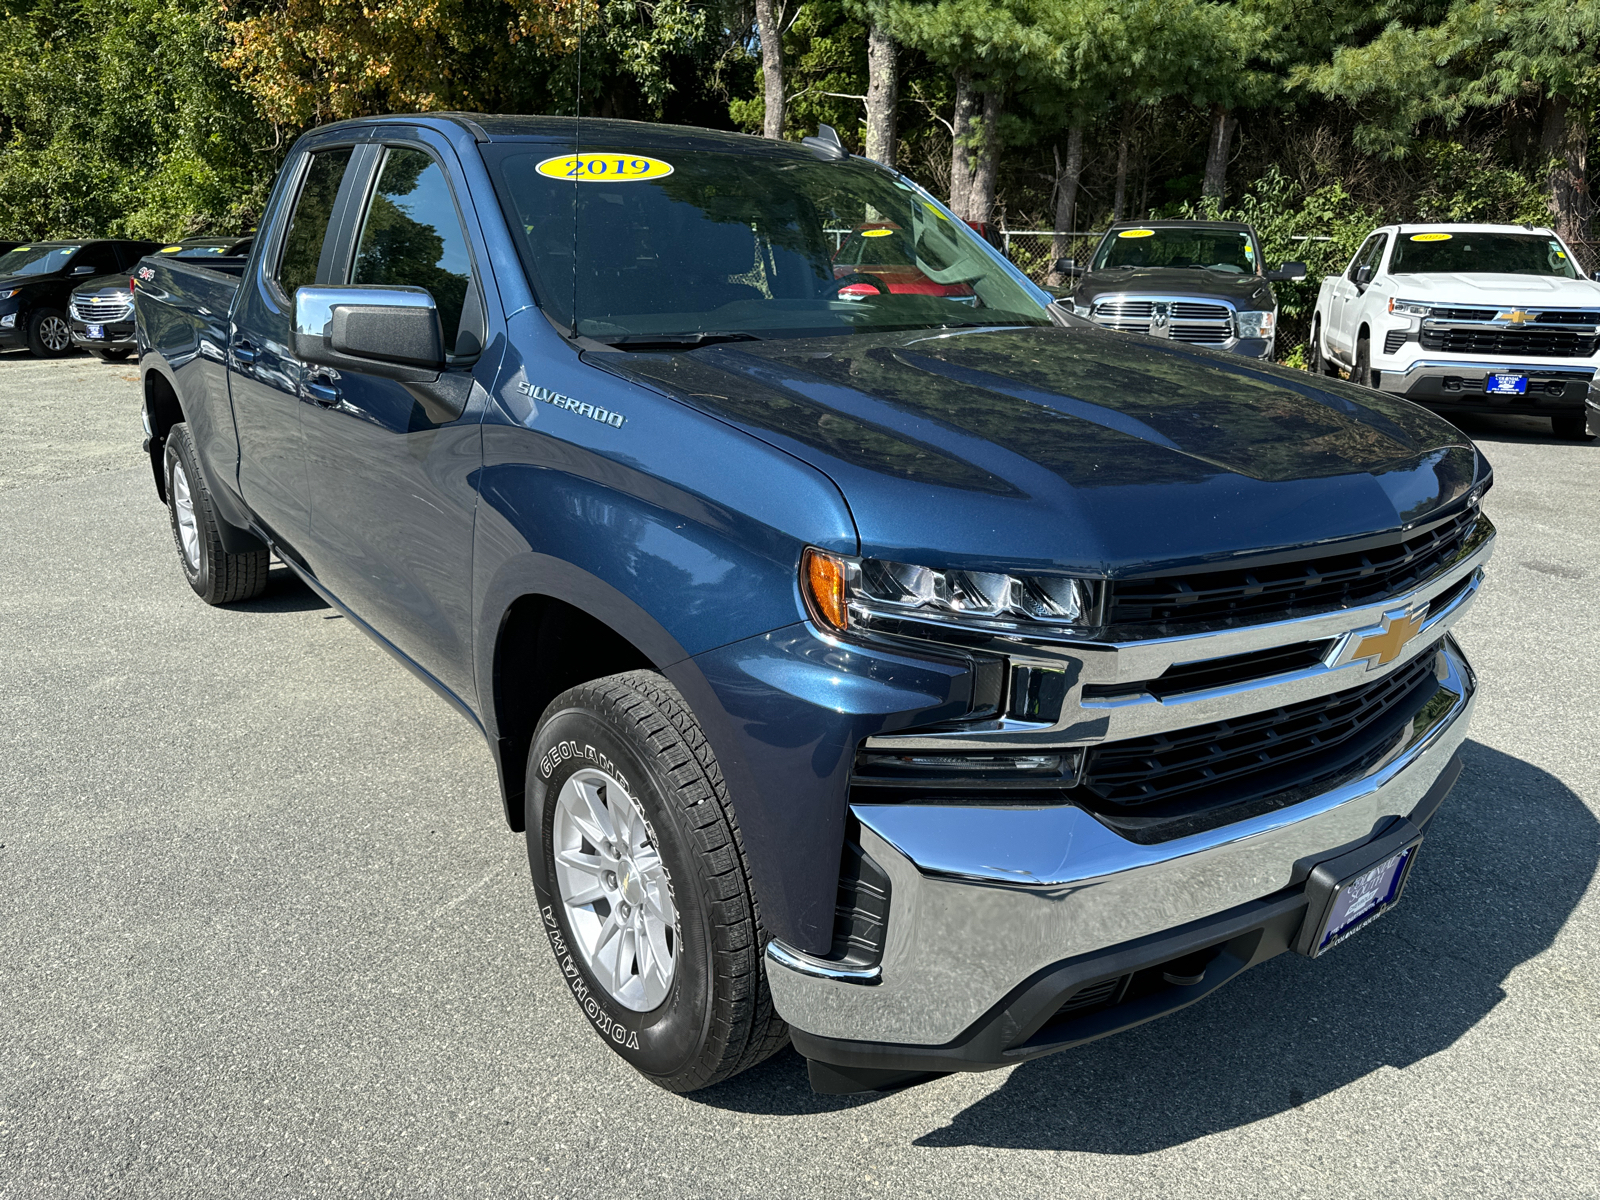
171 459 201 570
552 766 677 1011
40 315 70 353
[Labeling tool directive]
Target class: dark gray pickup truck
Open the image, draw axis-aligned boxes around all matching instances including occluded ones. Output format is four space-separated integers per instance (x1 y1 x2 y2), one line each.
134 114 1493 1096
1059 220 1306 360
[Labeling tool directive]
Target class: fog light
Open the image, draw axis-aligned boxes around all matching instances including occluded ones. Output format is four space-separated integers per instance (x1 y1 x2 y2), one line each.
0 313 15 329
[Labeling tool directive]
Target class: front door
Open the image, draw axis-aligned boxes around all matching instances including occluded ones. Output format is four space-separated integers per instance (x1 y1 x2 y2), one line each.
228 146 357 559
298 139 492 705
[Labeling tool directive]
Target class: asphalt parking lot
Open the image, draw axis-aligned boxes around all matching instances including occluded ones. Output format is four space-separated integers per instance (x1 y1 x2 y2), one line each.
2 349 1597 1198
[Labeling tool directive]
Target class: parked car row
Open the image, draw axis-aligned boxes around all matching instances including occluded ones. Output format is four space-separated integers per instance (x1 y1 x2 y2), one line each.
0 236 252 360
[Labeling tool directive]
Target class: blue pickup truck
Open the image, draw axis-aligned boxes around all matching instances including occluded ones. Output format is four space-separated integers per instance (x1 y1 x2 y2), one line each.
135 114 1494 1096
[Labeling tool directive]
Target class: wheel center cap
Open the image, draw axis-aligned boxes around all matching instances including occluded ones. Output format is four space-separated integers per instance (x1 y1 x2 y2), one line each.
618 861 647 906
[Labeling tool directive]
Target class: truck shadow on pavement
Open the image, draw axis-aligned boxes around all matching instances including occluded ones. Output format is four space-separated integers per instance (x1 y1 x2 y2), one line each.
1446 411 1597 447
698 741 1597 1149
227 563 331 614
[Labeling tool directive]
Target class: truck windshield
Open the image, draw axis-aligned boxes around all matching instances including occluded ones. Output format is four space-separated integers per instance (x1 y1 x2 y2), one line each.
1092 228 1258 274
483 142 1051 342
1389 232 1579 278
0 245 77 278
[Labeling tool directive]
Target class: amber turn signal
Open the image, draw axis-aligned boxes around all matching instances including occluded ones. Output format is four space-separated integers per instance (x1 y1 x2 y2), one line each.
803 547 849 631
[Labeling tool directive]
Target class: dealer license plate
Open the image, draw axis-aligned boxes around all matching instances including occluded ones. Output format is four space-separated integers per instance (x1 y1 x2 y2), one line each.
1485 373 1527 395
1312 845 1417 955
85 324 104 340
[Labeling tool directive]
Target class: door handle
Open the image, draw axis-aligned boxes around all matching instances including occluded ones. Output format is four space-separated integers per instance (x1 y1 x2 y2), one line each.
233 340 257 365
303 368 341 408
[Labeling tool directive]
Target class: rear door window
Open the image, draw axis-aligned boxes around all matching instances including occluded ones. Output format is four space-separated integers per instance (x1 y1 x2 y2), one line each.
278 148 355 296
349 147 475 351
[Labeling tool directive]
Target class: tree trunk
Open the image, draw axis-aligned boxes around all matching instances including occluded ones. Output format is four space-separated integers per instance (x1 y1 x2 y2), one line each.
1112 107 1132 222
756 0 784 140
865 25 898 167
969 90 1002 225
1202 104 1237 205
949 73 976 218
1541 92 1591 246
1049 122 1085 279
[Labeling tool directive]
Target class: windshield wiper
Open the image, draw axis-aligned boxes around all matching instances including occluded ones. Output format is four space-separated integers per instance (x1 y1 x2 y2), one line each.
593 331 763 351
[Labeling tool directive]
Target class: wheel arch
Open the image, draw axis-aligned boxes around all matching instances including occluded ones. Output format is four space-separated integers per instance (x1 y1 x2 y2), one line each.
143 363 185 502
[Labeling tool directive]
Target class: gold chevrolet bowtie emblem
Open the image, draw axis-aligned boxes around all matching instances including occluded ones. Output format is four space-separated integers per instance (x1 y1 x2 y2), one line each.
1498 308 1530 325
1350 608 1427 668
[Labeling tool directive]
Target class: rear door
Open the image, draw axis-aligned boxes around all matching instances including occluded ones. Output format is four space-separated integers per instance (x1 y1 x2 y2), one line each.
1328 234 1375 357
297 131 495 704
228 143 361 560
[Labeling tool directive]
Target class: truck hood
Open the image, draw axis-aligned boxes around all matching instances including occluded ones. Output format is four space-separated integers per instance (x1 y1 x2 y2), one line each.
1076 266 1275 312
1389 272 1600 304
594 325 1483 574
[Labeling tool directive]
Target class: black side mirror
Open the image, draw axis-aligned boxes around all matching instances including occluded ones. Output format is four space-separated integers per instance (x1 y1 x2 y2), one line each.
71 264 96 276
1265 260 1308 282
1052 257 1084 279
1355 264 1375 288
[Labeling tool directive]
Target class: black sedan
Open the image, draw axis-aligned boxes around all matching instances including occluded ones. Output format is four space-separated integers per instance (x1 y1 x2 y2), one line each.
69 237 254 360
0 240 158 357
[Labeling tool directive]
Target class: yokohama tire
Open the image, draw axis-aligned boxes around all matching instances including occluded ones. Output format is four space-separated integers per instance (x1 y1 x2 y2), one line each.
527 670 788 1092
164 423 271 605
27 309 72 357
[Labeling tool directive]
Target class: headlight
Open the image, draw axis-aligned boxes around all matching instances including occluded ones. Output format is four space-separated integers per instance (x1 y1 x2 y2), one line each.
1234 310 1274 339
1388 298 1431 317
0 288 17 299
803 547 1098 635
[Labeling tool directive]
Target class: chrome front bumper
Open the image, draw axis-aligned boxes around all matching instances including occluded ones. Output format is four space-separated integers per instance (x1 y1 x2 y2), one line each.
766 635 1477 1046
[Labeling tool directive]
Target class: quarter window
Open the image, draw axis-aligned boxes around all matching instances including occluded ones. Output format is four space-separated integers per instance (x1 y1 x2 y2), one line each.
278 148 354 296
351 148 475 351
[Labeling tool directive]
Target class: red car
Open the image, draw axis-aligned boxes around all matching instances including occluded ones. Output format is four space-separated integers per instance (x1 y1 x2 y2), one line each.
831 223 976 302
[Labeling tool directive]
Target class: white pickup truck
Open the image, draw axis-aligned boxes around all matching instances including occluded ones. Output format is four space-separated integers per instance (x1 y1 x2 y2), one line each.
1310 223 1600 439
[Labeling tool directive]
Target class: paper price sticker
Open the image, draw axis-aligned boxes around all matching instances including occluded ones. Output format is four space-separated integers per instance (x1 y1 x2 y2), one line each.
1409 232 1453 242
1118 229 1156 238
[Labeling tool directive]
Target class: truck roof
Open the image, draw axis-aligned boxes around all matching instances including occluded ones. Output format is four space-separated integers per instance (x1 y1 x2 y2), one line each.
1104 219 1257 233
1382 221 1558 237
309 113 813 156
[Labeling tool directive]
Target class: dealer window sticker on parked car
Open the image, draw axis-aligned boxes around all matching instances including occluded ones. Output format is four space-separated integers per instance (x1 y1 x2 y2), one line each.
1410 232 1452 242
1118 229 1156 238
535 154 674 182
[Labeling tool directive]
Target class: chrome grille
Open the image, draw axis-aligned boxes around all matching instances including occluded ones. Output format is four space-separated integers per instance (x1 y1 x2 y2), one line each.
1171 302 1229 321
71 295 132 322
1092 296 1235 344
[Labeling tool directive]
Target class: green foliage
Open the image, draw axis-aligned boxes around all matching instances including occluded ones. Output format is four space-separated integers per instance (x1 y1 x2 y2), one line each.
0 0 271 239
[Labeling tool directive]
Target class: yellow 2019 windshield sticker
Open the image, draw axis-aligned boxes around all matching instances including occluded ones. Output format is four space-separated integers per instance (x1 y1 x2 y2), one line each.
1118 229 1156 238
536 154 674 182
862 228 894 237
1410 232 1452 241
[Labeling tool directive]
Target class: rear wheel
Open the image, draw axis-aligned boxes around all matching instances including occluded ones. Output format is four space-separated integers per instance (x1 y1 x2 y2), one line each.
1309 318 1338 377
26 309 72 357
164 423 271 604
1552 413 1593 441
528 670 787 1092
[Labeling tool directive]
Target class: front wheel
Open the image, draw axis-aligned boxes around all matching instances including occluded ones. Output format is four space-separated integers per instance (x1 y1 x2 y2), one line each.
164 423 271 604
1353 334 1373 388
27 309 72 357
528 671 787 1092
